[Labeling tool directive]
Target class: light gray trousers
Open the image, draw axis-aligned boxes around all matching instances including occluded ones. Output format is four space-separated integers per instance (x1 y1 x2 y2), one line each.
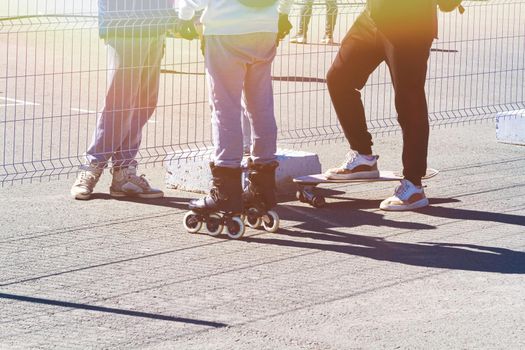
86 36 165 169
205 33 278 168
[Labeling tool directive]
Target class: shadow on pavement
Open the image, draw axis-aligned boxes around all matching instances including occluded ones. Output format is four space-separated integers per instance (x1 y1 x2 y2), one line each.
89 194 191 210
278 198 465 231
244 228 525 274
417 205 525 226
0 292 227 327
245 199 525 274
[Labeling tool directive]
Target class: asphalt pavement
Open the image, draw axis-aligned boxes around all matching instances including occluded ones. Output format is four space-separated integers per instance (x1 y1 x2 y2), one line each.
1 122 524 349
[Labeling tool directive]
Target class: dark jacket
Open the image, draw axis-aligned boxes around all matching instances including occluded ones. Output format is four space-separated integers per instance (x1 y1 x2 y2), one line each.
98 0 177 38
366 0 463 40
366 0 438 39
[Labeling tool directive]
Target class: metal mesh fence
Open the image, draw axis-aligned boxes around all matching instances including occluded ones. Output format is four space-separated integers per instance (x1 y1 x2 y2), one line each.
1 1 524 185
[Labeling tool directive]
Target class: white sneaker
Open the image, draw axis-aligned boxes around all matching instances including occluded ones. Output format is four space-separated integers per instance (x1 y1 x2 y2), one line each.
290 33 307 44
325 150 379 180
380 179 429 211
320 35 334 45
110 166 164 199
71 165 103 200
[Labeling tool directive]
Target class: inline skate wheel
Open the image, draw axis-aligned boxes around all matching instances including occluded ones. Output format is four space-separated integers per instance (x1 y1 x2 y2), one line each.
206 213 224 236
296 190 305 202
226 217 246 239
246 208 262 229
183 211 202 233
311 195 326 208
262 210 280 233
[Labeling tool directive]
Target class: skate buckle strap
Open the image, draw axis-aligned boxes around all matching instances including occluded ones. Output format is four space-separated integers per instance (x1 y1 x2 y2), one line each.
210 187 228 202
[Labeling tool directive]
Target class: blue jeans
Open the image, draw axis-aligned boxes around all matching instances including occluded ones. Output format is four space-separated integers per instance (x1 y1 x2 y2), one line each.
86 36 165 169
204 33 278 168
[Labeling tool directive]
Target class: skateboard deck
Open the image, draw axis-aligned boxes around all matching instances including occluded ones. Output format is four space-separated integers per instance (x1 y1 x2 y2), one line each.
294 168 439 186
293 168 439 208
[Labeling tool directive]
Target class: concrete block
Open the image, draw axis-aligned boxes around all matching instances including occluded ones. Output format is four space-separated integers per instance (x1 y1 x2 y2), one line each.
165 148 322 194
496 110 525 146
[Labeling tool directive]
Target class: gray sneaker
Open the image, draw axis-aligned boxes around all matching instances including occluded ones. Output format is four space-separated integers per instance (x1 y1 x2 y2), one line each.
110 166 164 199
71 165 103 200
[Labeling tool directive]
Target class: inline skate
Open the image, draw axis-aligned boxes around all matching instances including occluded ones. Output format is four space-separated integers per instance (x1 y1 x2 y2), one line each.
183 163 245 239
242 159 280 233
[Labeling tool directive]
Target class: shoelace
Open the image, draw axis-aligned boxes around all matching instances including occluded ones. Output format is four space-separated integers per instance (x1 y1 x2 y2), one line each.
79 171 97 186
394 180 410 198
340 151 358 168
128 174 150 188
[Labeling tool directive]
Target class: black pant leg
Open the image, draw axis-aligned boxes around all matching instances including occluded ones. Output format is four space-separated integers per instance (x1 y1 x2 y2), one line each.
326 13 384 154
381 35 433 185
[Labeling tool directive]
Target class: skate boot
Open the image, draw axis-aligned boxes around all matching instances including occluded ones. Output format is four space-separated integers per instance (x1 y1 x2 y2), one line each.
183 163 246 239
242 159 280 233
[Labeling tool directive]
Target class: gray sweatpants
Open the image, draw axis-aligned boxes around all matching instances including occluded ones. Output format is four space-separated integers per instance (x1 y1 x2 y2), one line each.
86 36 165 169
205 33 278 168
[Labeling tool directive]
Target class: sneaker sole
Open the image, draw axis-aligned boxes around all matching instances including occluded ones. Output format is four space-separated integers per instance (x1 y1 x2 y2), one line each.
72 192 91 200
325 170 380 180
379 198 429 211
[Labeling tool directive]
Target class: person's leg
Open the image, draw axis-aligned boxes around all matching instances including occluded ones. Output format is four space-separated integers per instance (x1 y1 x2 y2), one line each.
242 33 279 213
323 0 338 43
109 37 166 199
187 35 247 215
205 35 247 169
326 13 384 156
243 34 277 165
290 0 313 43
383 36 433 186
299 0 313 34
379 34 433 211
113 37 165 168
324 13 384 179
72 37 143 199
86 38 144 169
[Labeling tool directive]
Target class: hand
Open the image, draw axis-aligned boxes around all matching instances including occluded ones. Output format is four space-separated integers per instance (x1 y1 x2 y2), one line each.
177 19 198 40
277 14 292 45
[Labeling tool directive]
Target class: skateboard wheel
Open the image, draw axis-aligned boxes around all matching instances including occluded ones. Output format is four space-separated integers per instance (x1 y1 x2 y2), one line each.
226 217 245 239
262 210 280 233
183 211 202 233
206 213 223 236
311 195 326 208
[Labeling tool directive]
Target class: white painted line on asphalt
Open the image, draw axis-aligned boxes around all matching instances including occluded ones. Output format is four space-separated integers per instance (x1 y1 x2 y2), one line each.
71 108 97 114
0 97 39 107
